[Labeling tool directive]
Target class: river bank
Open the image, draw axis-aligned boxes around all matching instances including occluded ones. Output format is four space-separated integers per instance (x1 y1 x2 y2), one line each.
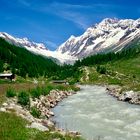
1 83 140 140
0 88 82 138
106 85 140 105
53 85 140 140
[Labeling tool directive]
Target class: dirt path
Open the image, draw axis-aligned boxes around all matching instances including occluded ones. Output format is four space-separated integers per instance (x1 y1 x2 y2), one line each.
80 67 90 82
85 67 90 81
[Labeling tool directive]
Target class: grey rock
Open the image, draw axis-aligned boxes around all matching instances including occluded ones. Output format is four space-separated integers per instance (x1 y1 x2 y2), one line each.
2 103 8 107
0 107 6 112
29 122 49 131
119 91 135 101
42 120 54 128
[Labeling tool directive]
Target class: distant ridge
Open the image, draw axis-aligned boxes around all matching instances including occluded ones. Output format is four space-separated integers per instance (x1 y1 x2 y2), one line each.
57 18 140 59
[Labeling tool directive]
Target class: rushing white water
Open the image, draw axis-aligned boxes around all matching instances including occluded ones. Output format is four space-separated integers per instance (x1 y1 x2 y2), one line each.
52 85 140 140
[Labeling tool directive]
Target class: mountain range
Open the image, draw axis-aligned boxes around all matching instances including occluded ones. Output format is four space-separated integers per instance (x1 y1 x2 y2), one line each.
0 32 76 64
57 18 140 58
0 18 140 63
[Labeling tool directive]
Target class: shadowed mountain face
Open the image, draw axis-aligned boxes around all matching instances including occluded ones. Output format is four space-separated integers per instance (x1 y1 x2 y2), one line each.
57 18 140 59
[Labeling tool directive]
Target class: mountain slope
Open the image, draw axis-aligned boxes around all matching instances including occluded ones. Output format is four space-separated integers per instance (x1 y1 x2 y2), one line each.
71 42 140 91
0 32 48 51
57 18 140 59
0 38 59 78
0 32 76 64
0 38 81 81
1 18 140 63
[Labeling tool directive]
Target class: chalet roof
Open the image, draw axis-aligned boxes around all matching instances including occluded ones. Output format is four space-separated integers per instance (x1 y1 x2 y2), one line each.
0 73 13 77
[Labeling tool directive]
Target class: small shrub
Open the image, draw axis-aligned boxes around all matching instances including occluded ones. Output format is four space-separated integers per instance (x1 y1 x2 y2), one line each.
18 91 30 106
108 78 122 85
70 85 80 91
30 86 41 98
44 85 54 95
30 106 41 118
29 85 54 98
69 79 78 85
41 86 50 96
96 65 107 74
133 75 136 78
6 88 16 97
55 85 66 91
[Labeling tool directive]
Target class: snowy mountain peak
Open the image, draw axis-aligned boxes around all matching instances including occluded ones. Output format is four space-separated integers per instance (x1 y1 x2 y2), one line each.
1 18 140 64
0 32 77 64
99 18 119 25
22 37 28 41
57 18 140 59
0 32 48 51
69 35 75 39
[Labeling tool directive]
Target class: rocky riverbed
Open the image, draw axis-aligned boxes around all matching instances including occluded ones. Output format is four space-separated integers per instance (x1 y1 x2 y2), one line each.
0 89 80 136
106 85 140 105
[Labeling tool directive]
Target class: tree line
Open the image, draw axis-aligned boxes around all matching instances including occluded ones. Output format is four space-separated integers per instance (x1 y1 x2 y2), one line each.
74 46 140 67
0 37 139 82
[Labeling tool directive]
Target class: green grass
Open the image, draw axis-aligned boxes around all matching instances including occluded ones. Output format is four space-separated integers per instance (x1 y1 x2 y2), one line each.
0 83 82 140
0 83 37 105
0 79 13 84
18 91 30 106
0 112 84 140
0 112 30 140
30 107 41 118
4 83 80 108
80 54 140 91
6 88 16 97
34 131 84 140
29 83 80 99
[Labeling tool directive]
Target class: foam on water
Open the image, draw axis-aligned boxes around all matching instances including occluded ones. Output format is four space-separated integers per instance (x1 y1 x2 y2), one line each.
52 85 140 140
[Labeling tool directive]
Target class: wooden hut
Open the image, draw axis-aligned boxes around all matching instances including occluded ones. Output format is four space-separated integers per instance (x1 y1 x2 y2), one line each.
0 73 15 81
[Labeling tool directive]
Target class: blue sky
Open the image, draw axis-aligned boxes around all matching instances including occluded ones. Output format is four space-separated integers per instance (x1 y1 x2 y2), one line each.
0 0 140 50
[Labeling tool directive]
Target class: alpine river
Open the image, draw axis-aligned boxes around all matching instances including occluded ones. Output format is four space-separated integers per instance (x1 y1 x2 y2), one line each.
52 85 140 140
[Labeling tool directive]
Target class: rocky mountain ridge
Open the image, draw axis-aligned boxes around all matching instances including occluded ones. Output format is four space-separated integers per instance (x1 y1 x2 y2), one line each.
1 18 140 62
57 18 140 58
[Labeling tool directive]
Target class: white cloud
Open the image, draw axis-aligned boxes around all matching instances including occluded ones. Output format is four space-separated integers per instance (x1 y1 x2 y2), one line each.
49 2 91 10
40 2 92 29
13 1 119 29
54 11 89 29
39 2 119 29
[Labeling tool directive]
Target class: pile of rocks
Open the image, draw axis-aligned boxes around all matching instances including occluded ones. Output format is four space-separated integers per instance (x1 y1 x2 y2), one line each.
30 90 76 119
0 90 77 132
106 85 140 105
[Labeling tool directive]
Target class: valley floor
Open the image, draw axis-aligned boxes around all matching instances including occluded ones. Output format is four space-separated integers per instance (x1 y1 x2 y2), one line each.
0 82 84 140
1 52 140 139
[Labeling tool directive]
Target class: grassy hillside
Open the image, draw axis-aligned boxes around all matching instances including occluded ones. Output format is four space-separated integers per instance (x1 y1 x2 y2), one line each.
79 45 140 91
1 36 140 90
